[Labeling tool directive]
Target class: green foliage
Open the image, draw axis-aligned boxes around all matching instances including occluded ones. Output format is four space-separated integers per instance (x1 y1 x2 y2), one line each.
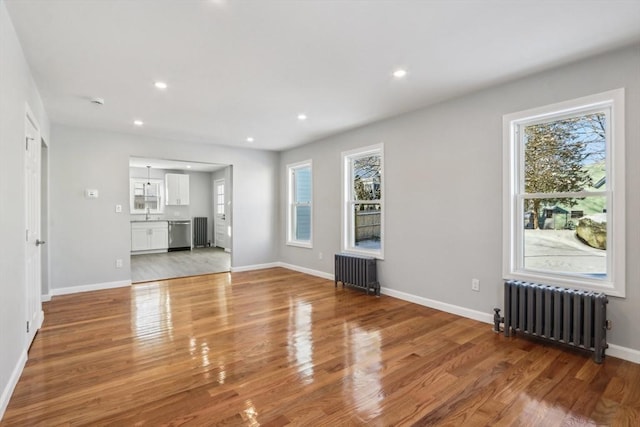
524 113 605 229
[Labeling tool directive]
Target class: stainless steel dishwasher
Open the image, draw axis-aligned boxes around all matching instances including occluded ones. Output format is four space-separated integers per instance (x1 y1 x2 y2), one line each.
168 220 191 251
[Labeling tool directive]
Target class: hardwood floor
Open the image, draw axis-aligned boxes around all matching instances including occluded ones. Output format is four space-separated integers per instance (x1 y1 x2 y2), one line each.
3 268 639 426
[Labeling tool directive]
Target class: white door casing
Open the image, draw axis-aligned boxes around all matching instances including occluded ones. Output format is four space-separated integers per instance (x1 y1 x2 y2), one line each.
214 179 229 250
25 109 43 346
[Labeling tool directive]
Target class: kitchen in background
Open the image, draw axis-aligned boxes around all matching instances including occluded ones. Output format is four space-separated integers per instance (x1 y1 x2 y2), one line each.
129 156 232 282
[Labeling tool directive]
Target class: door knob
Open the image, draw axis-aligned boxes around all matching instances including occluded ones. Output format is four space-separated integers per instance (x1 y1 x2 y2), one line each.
36 239 46 246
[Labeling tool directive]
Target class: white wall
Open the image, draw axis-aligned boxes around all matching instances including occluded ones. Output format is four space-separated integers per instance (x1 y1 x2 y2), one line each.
186 170 214 244
279 44 640 353
0 0 50 418
50 125 279 291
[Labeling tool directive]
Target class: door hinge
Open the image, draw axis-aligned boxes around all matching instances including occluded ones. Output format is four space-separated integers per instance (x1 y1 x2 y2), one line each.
26 321 30 333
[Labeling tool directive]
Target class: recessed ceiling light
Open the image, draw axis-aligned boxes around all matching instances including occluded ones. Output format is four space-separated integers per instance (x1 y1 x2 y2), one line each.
246 137 254 143
133 120 144 126
186 165 192 169
392 69 408 79
297 113 307 121
154 81 168 90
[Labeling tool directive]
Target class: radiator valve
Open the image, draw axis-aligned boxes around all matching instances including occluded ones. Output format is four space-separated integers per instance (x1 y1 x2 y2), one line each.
493 308 504 333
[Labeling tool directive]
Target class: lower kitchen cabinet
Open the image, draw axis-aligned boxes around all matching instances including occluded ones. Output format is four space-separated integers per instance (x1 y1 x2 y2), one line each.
131 221 168 253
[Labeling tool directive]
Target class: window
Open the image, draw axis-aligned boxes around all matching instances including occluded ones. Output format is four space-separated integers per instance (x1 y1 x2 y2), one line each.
342 144 384 258
503 89 625 296
216 182 225 215
130 178 164 214
287 160 312 247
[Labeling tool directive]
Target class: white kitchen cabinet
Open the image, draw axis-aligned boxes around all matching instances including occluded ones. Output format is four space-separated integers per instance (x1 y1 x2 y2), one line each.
165 173 190 205
131 221 168 253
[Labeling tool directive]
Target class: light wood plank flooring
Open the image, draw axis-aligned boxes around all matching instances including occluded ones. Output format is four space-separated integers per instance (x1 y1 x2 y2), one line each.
131 247 230 283
3 268 639 426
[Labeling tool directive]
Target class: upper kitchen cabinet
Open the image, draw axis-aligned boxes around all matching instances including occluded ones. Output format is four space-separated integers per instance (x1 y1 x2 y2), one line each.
130 178 164 214
165 173 190 206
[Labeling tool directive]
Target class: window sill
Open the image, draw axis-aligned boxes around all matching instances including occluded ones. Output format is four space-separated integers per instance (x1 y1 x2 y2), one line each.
286 241 313 249
342 248 384 260
504 271 623 298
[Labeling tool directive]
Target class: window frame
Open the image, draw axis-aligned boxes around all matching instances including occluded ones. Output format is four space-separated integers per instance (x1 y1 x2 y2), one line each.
130 178 165 215
215 181 225 216
503 89 625 297
286 159 313 248
341 143 384 259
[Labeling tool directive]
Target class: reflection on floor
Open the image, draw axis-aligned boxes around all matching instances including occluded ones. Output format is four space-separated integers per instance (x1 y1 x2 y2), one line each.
131 247 230 283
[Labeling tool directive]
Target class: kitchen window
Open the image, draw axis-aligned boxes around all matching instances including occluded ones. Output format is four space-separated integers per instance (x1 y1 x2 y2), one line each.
130 178 164 214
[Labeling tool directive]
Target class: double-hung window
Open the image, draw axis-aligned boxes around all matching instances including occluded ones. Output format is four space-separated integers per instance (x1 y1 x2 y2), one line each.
503 89 625 296
287 160 312 247
342 144 384 258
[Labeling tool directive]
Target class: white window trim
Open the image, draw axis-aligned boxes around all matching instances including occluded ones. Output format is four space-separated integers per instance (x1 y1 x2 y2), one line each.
502 88 625 297
286 159 313 248
130 178 165 214
341 143 384 259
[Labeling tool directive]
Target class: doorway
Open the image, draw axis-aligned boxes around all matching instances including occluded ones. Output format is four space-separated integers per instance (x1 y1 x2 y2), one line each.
213 178 229 251
128 157 232 283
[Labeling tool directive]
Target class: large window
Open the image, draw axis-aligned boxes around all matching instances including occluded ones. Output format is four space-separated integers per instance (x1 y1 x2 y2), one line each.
503 89 625 296
342 144 384 258
287 160 312 247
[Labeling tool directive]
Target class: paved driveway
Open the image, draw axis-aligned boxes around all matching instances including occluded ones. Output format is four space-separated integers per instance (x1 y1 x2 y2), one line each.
524 229 605 274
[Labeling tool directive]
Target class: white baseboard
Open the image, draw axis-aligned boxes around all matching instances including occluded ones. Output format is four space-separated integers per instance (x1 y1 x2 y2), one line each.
0 348 27 421
41 294 51 302
380 286 494 324
278 263 334 280
51 279 131 296
231 262 280 273
608 344 640 364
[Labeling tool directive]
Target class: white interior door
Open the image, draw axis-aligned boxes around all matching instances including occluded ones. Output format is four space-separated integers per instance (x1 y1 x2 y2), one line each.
214 179 229 250
25 111 43 345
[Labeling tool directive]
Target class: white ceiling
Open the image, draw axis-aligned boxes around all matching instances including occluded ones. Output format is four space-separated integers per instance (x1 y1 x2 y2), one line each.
5 0 640 151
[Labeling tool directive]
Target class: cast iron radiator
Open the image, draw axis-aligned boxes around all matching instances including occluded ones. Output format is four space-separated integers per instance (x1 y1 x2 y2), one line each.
334 253 380 296
193 217 208 248
495 280 609 363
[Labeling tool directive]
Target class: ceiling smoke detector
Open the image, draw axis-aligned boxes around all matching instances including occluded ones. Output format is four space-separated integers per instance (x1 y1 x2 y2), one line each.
90 97 105 105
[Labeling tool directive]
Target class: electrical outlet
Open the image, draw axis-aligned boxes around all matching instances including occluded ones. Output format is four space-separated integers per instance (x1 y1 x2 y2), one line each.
318 252 323 260
471 278 480 292
115 204 122 213
116 259 123 268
